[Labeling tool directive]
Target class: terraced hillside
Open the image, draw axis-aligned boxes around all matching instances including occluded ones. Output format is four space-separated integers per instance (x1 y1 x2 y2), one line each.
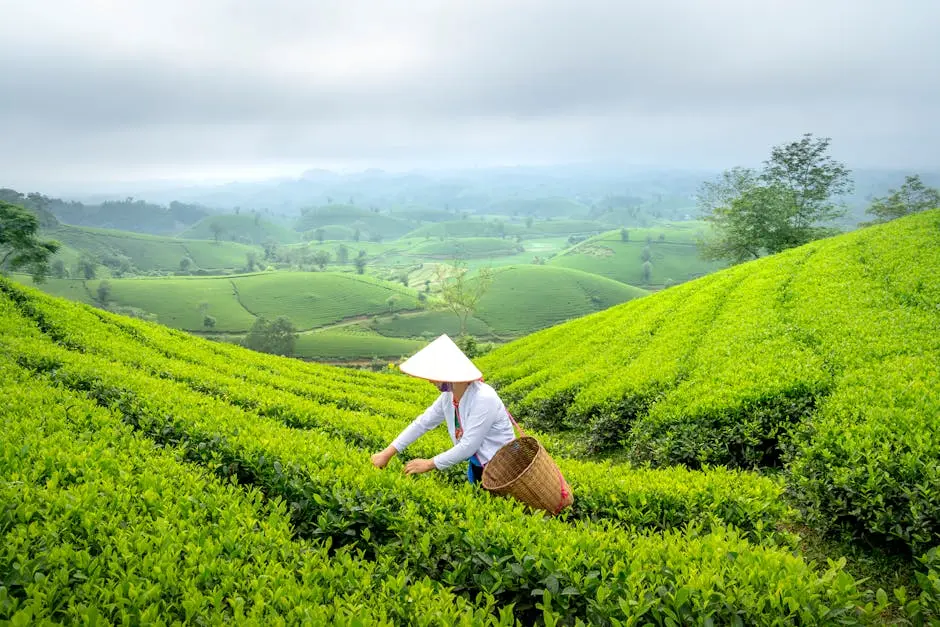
0 276 903 624
481 209 940 558
548 223 726 287
47 224 259 273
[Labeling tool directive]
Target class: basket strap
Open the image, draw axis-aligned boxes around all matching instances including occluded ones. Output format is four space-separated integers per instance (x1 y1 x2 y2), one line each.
505 408 527 438
555 468 570 514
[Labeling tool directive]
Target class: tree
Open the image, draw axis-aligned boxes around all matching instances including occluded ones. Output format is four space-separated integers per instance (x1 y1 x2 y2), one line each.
203 315 216 329
314 228 325 244
243 316 296 356
386 295 399 313
762 133 852 229
354 251 367 275
641 245 652 262
97 280 112 304
0 202 60 282
698 134 852 263
311 250 330 271
642 260 652 284
434 259 493 336
209 221 226 243
525 216 534 228
866 175 940 223
245 251 259 272
180 256 193 271
353 228 361 242
51 259 67 279
336 244 349 265
620 228 629 242
77 253 97 280
262 237 279 261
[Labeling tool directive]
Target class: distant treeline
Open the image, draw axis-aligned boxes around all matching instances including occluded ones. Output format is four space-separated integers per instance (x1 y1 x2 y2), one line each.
0 188 213 235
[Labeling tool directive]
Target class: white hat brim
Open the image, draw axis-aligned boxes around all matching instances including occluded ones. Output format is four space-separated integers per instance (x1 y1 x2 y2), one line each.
398 334 483 382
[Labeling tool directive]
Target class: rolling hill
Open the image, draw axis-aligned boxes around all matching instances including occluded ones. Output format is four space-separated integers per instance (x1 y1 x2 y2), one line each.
408 237 524 258
473 265 649 335
0 273 896 624
548 224 727 287
480 209 940 558
179 214 301 244
74 272 420 333
46 225 259 273
295 204 415 239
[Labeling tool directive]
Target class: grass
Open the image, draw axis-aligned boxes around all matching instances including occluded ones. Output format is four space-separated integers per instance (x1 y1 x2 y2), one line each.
293 330 425 361
46 225 259 272
369 310 493 339
408 237 523 258
474 265 648 336
179 214 301 244
231 272 419 330
549 226 726 287
11 275 96 305
87 276 256 332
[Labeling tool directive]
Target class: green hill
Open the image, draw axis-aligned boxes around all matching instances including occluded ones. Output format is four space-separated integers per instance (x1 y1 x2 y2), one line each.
473 265 649 336
295 204 414 239
180 214 301 244
46 225 259 273
409 237 523 258
73 272 420 332
0 274 889 624
481 209 940 556
403 220 525 239
548 225 726 287
232 272 419 330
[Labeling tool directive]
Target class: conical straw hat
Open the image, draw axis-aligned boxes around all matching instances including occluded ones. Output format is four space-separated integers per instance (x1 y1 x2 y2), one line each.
398 334 483 382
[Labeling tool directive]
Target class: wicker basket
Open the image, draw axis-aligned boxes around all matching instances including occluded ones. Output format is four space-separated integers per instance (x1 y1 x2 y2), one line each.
481 436 574 515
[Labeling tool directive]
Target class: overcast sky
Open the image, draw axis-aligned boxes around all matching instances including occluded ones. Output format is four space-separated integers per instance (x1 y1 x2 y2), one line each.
2 0 938 189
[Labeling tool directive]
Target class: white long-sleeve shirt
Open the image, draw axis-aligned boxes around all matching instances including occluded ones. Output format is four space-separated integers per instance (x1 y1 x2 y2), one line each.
391 381 516 470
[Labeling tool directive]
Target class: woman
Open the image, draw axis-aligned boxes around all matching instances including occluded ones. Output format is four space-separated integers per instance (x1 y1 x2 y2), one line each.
371 334 516 484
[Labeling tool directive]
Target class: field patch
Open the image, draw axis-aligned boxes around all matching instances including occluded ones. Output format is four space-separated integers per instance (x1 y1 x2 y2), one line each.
232 272 419 330
474 265 648 335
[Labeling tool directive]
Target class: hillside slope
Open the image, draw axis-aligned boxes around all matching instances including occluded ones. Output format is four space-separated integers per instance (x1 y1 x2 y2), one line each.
0 275 879 624
480 209 940 555
179 214 301 244
474 265 649 335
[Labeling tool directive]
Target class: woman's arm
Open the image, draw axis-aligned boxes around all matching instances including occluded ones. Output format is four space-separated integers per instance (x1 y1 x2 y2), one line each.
372 393 446 468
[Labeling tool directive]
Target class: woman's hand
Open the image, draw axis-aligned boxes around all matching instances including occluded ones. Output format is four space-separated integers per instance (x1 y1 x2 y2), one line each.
403 458 436 475
371 446 397 469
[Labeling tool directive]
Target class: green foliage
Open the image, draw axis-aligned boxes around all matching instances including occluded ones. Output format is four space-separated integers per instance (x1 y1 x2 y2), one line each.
49 224 259 273
96 280 111 304
243 315 297 356
0 284 871 624
0 364 495 624
233 272 417 330
699 134 852 263
179 213 301 245
473 265 647 336
550 226 725 288
411 237 522 258
434 259 493 336
481 210 940 557
0 201 60 282
866 174 940 223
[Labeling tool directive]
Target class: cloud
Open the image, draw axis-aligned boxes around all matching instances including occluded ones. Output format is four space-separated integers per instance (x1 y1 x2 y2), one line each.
1 0 938 187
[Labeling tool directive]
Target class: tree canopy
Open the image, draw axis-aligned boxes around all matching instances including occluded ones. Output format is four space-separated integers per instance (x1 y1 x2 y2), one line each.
243 316 297 356
0 201 60 282
698 134 852 263
866 175 940 224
